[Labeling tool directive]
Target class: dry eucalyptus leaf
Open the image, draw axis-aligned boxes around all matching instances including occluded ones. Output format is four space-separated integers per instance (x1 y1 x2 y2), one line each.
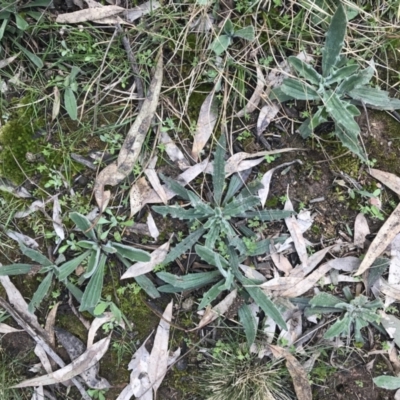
277 310 302 347
239 264 267 282
159 131 190 170
45 302 59 347
269 345 312 400
52 86 61 121
0 178 32 198
13 335 111 388
256 103 280 136
0 323 23 334
236 63 265 118
34 345 53 374
52 196 65 242
121 240 171 279
94 52 163 212
124 1 161 22
54 328 110 389
270 244 293 275
6 231 39 249
354 213 370 248
87 313 125 348
386 234 400 307
355 203 400 276
14 200 46 218
0 54 20 69
370 168 400 197
191 91 219 161
147 212 160 240
290 246 334 278
56 5 124 23
145 157 168 205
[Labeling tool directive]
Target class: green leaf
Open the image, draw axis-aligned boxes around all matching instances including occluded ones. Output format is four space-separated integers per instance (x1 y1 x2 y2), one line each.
198 280 225 310
64 87 77 121
287 56 321 86
153 205 206 220
162 227 206 266
20 244 52 267
21 0 52 7
324 64 359 86
373 376 400 390
14 42 43 69
209 35 231 56
76 240 97 249
337 66 374 95
218 270 234 291
213 134 226 206
239 209 294 221
134 275 160 299
157 284 183 293
0 264 32 275
298 106 328 138
234 26 255 41
310 292 342 308
28 272 53 313
65 280 83 303
245 286 287 330
246 236 288 256
57 250 91 281
223 174 245 206
354 317 368 342
156 270 221 290
15 14 29 31
112 243 150 262
349 87 400 110
322 4 347 77
239 303 257 346
223 195 260 217
83 248 101 279
79 254 106 311
69 212 97 241
322 91 360 135
334 124 367 163
204 224 220 249
195 245 229 269
324 315 351 339
159 174 191 201
281 78 319 101
0 19 8 41
269 87 294 103
224 19 234 35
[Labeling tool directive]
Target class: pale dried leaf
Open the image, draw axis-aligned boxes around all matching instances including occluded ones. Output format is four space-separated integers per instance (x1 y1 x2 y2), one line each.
0 54 20 69
370 169 400 197
354 213 370 248
130 178 144 218
52 86 60 121
0 323 23 333
263 316 276 343
147 212 159 241
31 385 44 400
88 312 125 348
95 53 163 212
145 158 168 204
73 0 84 8
328 256 361 272
148 301 173 394
269 345 312 400
258 160 302 207
320 275 361 286
277 311 302 346
14 200 46 218
121 240 170 279
13 336 110 388
0 178 32 198
290 246 334 278
285 198 308 268
84 0 101 7
52 196 65 242
6 230 39 249
191 92 219 161
259 277 302 291
236 63 265 118
34 345 53 374
45 302 59 347
124 1 161 22
256 104 280 136
192 289 238 330
280 262 332 297
380 279 400 301
56 6 124 23
386 235 400 307
239 264 267 282
189 13 214 32
92 15 127 24
266 60 290 88
270 243 293 275
355 203 400 275
159 131 190 170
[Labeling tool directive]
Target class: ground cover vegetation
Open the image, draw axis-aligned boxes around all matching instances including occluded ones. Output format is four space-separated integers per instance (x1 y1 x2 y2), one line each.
1 0 400 398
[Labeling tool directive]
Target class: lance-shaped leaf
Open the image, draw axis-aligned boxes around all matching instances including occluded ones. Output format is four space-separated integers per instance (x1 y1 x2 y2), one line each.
223 195 260 217
238 209 294 221
324 315 351 339
324 64 359 85
239 303 257 346
374 376 400 390
94 51 163 211
349 86 400 110
195 245 229 270
159 174 191 201
198 280 225 310
288 56 321 86
156 270 221 290
79 254 106 311
337 66 374 95
223 173 247 206
57 250 91 281
0 264 32 275
69 212 97 241
213 134 226 206
112 243 150 262
29 272 54 313
20 244 53 267
334 124 367 163
280 78 319 100
298 106 328 138
322 4 347 77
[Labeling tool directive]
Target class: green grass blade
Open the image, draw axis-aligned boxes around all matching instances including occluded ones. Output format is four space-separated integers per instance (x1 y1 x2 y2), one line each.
14 41 43 69
57 250 91 281
239 303 257 346
322 4 347 77
69 212 97 240
0 19 8 41
79 254 106 312
28 272 53 313
213 134 226 206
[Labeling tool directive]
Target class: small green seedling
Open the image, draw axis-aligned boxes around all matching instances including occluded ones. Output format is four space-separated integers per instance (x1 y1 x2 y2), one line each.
209 19 255 56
